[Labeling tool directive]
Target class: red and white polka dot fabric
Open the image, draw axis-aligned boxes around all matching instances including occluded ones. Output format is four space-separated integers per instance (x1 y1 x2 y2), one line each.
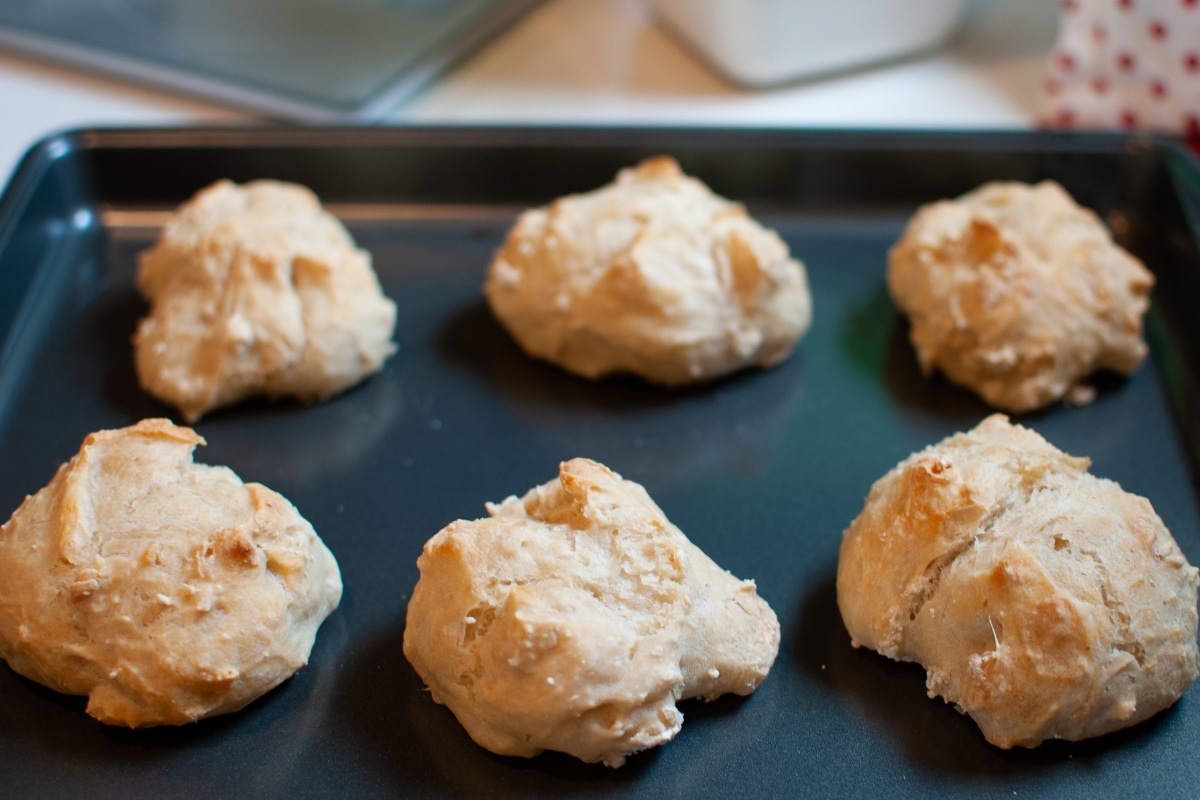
1041 0 1200 138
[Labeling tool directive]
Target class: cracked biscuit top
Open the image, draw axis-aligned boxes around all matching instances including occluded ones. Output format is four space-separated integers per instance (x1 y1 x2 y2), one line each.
134 179 397 421
0 419 343 727
484 156 812 385
402 458 780 767
887 181 1154 412
836 414 1199 748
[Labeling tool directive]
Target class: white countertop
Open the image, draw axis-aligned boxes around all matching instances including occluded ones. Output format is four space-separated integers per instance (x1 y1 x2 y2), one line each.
0 0 1059 190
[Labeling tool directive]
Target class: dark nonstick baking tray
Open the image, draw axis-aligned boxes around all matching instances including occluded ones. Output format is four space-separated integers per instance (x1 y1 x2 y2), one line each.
0 127 1198 799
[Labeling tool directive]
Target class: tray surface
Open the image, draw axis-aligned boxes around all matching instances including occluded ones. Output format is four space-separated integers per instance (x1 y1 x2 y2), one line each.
0 127 1199 799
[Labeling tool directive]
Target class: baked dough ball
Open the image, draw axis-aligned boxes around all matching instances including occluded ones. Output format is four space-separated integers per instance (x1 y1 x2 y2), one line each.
134 179 397 422
887 181 1154 412
0 419 343 727
403 457 779 767
837 414 1199 748
484 156 812 385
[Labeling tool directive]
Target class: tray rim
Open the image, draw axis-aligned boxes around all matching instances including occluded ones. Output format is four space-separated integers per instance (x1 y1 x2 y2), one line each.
5 124 1199 247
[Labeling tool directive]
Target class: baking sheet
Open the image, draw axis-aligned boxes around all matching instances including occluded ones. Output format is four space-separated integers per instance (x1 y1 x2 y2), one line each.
0 127 1199 798
0 0 545 121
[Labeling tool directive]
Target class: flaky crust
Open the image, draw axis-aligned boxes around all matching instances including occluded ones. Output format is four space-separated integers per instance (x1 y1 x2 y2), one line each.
837 414 1199 748
134 179 397 421
887 181 1154 412
0 419 343 727
403 458 779 767
484 156 812 385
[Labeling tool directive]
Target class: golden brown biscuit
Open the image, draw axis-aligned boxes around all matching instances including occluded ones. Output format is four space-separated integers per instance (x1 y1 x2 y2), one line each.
403 458 779 767
837 414 1199 748
0 419 343 727
134 179 397 421
888 181 1153 412
484 156 812 385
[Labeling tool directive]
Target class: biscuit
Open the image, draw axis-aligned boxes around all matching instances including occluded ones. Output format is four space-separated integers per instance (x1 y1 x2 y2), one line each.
837 414 1199 748
0 419 343 727
887 181 1153 412
403 458 779 767
484 156 812 385
134 179 397 421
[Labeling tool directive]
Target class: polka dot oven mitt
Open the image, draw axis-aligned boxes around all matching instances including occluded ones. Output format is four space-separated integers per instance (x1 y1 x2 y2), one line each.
1042 0 1200 137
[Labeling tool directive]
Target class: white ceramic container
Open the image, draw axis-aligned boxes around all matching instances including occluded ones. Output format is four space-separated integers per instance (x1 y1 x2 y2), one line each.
647 0 968 86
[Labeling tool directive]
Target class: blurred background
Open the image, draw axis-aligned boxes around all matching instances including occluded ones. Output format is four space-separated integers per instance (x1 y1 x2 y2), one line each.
2 0 1186 188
